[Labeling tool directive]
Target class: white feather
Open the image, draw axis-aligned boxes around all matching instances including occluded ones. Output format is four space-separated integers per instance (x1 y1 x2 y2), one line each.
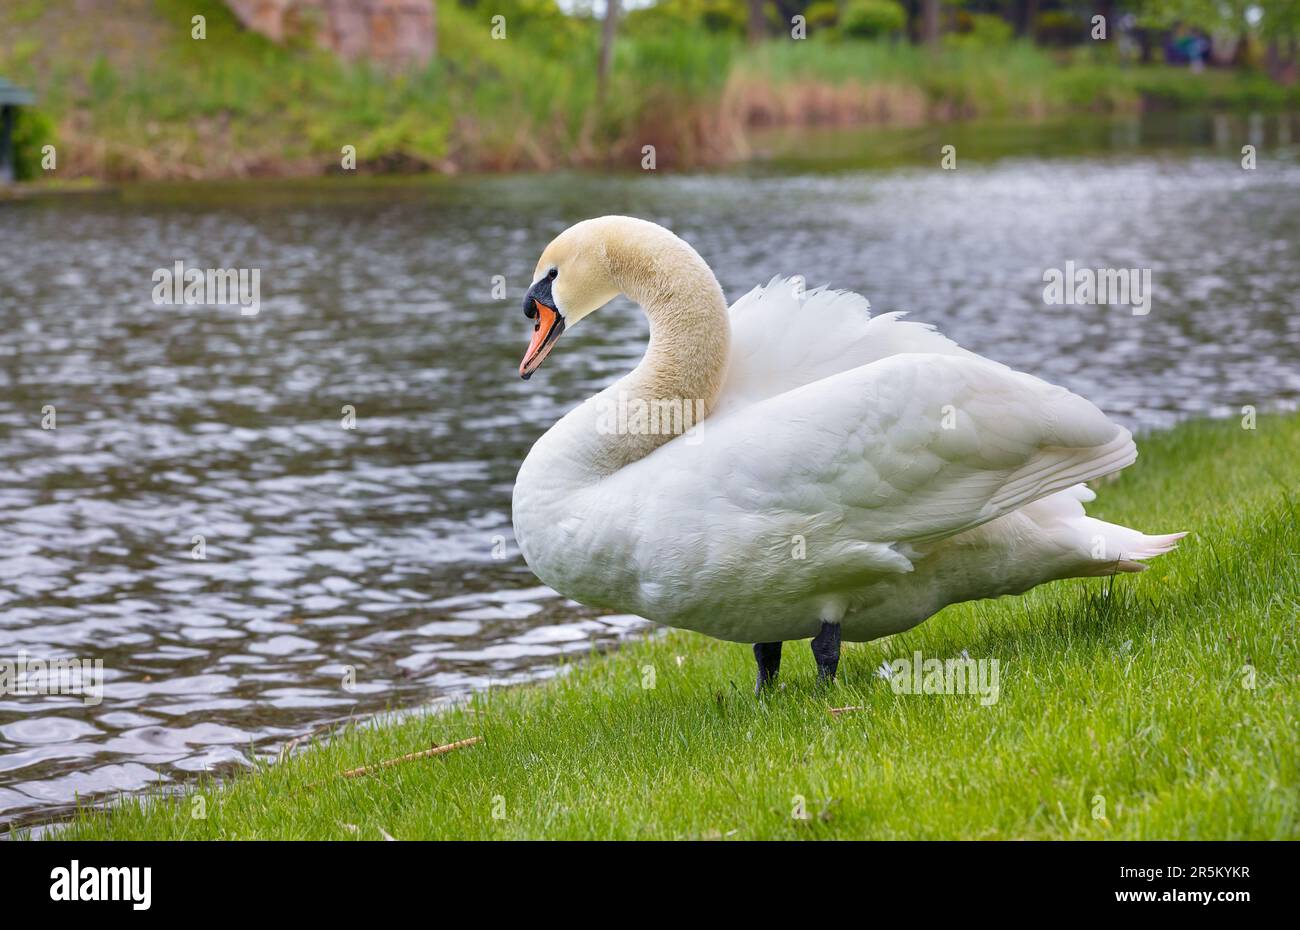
514 274 1182 645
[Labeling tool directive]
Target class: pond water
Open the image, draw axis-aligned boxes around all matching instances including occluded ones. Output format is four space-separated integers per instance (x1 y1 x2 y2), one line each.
1 112 1298 830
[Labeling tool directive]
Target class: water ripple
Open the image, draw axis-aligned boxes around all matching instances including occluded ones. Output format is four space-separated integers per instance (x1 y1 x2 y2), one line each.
1 135 1298 828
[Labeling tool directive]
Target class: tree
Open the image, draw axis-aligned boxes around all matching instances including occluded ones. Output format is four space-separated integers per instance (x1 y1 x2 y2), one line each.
599 0 620 98
921 0 940 44
1015 0 1039 39
748 0 766 44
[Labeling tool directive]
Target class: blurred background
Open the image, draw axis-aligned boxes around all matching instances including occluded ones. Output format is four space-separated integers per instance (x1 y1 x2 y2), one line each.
0 1 1297 832
0 0 1298 179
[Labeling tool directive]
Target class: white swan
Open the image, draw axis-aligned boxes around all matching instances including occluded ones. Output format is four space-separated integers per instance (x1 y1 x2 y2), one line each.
511 216 1184 691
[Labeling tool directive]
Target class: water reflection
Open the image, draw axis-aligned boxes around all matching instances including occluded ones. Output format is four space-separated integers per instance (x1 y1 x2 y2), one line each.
1 114 1298 829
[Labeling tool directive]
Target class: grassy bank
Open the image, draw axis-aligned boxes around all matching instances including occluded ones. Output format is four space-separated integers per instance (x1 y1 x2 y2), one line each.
3 0 1299 180
48 413 1299 840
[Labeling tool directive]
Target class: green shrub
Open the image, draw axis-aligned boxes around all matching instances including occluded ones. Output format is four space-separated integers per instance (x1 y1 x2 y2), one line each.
839 0 906 39
1034 10 1088 47
947 12 1014 49
700 0 747 34
625 0 747 37
804 1 839 30
86 55 117 105
352 110 450 169
10 106 55 181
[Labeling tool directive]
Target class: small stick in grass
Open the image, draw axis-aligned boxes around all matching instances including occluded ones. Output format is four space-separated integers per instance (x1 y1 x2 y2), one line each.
338 737 481 779
828 706 866 716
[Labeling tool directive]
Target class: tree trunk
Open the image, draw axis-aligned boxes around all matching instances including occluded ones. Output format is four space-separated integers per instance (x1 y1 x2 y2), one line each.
922 0 940 45
599 0 619 98
1016 0 1039 38
1097 0 1113 37
747 0 765 45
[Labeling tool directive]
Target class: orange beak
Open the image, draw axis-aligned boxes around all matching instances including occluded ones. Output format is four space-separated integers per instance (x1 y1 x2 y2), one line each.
520 299 565 379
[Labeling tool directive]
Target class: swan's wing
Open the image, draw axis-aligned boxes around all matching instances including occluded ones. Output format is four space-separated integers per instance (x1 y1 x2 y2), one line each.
716 278 978 413
647 351 1134 577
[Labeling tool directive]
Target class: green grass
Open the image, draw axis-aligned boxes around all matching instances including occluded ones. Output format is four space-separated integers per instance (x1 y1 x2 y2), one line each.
45 413 1300 840
0 0 736 176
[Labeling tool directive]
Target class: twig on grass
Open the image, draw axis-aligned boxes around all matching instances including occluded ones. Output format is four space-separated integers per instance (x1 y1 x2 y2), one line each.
338 737 482 779
828 706 866 716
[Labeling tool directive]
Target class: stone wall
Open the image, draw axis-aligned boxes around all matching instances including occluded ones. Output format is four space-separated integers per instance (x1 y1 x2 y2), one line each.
224 0 435 68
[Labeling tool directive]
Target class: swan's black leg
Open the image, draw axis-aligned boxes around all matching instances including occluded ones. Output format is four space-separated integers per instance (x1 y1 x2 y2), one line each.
754 641 782 694
811 622 842 683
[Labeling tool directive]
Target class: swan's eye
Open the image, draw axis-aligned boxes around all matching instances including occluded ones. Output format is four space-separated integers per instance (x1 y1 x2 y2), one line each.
547 268 558 280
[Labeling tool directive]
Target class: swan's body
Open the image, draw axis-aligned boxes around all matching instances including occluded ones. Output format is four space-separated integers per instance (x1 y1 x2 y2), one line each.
511 217 1182 687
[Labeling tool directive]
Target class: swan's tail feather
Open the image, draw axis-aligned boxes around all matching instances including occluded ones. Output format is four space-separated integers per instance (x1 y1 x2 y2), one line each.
1086 527 1188 575
1021 486 1187 577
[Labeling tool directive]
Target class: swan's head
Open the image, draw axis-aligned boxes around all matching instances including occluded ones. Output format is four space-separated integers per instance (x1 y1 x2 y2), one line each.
518 218 624 379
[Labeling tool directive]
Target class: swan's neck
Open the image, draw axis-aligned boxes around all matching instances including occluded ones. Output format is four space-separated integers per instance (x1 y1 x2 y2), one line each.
513 224 729 569
587 229 731 475
523 226 731 495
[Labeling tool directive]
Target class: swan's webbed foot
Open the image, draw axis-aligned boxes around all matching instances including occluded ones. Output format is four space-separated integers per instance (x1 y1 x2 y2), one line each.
811 621 842 684
754 641 782 694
